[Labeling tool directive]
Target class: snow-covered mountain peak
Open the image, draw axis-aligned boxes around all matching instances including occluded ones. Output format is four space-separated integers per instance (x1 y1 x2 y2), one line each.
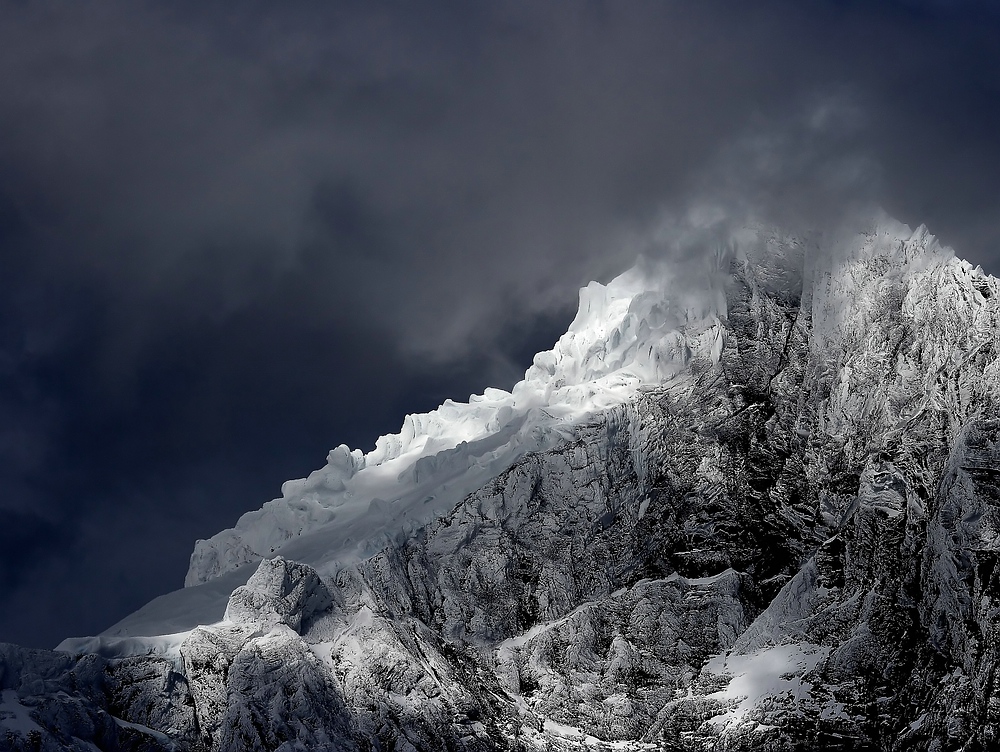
803 215 993 362
180 250 730 592
181 215 960 595
25 212 1000 752
127 212 990 632
519 255 726 400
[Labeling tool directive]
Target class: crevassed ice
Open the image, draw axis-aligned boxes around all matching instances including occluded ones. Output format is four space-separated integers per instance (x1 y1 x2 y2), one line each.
184 256 730 587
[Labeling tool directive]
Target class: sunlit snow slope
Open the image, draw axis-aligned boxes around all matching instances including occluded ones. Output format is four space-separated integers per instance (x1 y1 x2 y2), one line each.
184 258 729 587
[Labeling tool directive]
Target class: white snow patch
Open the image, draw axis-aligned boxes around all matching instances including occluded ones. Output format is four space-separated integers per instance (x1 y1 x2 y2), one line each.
509 718 658 750
665 569 735 587
496 609 584 665
308 605 377 669
56 631 191 664
909 712 928 732
112 716 178 749
705 643 829 729
0 689 44 736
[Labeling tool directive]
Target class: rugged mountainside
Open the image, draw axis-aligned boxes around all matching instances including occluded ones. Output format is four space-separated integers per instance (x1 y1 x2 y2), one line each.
4 214 1000 750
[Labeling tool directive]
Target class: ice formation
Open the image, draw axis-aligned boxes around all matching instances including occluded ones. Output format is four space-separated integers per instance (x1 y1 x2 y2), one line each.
183 255 731 589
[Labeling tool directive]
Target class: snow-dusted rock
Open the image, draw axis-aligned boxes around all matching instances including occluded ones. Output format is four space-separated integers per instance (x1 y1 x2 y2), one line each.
224 556 334 634
180 623 253 747
0 642 182 751
214 626 356 752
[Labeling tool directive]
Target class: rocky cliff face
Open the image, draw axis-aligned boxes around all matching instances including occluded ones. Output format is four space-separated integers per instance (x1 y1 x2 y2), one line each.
5 215 1000 751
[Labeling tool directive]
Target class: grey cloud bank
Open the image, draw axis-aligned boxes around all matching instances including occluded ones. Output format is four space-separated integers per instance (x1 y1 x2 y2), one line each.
0 0 998 648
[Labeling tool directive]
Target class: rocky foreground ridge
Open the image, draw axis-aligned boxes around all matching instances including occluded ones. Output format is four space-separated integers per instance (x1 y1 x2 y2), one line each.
4 215 1000 750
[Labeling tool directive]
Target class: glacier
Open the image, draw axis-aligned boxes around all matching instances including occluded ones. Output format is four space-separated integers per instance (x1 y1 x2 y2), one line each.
5 212 1000 750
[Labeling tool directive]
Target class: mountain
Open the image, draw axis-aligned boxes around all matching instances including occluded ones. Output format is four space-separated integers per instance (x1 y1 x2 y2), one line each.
4 213 1000 750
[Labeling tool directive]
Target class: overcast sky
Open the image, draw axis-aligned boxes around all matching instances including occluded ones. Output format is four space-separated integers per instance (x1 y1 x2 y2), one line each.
2 0 1000 649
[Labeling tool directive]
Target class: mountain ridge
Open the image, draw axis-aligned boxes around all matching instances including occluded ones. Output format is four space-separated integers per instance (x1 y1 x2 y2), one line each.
6 212 1000 750
182 243 734 590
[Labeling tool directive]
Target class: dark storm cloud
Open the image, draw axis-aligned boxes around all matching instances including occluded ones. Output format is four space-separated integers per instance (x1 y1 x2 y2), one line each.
1 0 999 647
3 1 998 352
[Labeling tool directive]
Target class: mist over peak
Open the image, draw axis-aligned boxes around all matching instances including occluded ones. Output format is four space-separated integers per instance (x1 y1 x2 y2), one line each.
1 0 999 653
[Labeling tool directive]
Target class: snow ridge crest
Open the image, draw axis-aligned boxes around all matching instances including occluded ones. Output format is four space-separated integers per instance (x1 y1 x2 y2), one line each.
182 213 958 590
184 256 731 588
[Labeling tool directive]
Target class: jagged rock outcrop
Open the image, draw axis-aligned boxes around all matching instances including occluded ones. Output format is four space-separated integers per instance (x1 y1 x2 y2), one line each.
223 556 334 634
0 642 184 751
179 557 354 751
6 215 1000 750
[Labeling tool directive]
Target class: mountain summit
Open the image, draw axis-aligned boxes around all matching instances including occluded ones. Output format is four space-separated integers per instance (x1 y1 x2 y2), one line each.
182 253 731 590
4 214 1000 750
